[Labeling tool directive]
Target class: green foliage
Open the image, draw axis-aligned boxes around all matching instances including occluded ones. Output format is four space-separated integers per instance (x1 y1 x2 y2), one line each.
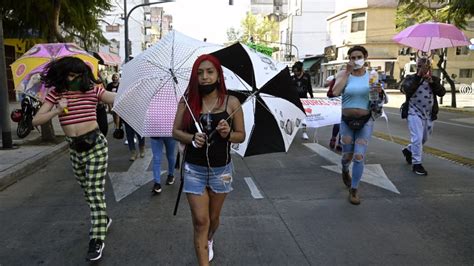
1 0 112 50
237 12 279 43
396 0 474 29
246 42 273 56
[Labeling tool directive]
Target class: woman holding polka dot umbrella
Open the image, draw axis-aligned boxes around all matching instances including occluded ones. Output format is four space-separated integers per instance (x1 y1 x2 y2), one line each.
112 31 247 194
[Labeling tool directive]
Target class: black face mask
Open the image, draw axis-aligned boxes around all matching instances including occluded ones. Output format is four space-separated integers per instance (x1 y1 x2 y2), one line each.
198 82 218 95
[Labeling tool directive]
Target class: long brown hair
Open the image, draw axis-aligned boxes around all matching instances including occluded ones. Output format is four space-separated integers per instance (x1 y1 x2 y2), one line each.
183 54 227 129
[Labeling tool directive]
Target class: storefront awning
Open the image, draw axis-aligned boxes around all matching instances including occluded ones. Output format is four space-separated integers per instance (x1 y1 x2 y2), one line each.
94 52 122 66
302 56 324 71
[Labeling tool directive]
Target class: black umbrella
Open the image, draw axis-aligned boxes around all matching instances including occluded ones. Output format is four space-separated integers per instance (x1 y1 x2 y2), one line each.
211 43 305 157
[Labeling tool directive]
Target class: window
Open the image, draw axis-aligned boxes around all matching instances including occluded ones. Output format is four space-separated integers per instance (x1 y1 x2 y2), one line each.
459 69 473 78
351 12 365 32
105 25 120 32
456 46 469 55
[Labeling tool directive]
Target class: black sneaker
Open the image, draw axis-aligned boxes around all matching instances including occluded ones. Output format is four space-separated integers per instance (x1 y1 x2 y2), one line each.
413 164 428 175
153 183 162 194
166 175 175 185
402 148 412 164
86 239 105 261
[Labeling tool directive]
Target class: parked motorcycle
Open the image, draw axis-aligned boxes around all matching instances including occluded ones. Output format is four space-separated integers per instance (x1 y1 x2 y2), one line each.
10 93 41 138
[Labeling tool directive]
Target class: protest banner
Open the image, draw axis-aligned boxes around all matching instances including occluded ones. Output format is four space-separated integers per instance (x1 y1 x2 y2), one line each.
301 97 341 128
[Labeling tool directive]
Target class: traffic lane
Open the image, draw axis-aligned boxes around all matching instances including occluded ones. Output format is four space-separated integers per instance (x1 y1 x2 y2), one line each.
0 140 311 265
2 129 473 265
244 129 474 264
375 107 474 159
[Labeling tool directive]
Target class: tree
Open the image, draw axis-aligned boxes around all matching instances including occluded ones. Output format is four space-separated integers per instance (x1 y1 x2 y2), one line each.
396 0 474 107
2 0 111 47
230 12 279 44
1 0 112 141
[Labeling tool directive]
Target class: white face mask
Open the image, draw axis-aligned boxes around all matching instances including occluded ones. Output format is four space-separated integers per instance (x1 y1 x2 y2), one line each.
354 59 365 69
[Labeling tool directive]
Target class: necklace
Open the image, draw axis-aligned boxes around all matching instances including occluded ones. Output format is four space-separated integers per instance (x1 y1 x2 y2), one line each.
202 97 219 113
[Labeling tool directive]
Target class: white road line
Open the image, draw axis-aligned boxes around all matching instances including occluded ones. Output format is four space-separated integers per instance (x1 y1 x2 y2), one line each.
304 143 400 194
385 111 474 129
109 148 154 202
244 177 264 199
433 120 474 129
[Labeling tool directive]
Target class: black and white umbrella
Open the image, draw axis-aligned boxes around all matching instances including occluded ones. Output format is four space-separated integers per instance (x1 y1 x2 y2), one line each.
211 43 306 157
113 31 248 137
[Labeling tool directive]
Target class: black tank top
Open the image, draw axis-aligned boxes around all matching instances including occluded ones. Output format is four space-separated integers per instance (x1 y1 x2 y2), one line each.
185 96 233 167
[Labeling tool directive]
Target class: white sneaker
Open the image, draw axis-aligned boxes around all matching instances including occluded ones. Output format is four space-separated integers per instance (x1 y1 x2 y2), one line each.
208 239 214 262
302 132 309 140
124 138 137 145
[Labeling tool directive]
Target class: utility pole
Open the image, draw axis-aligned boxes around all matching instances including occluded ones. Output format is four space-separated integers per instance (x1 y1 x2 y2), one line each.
124 0 175 63
0 15 13 149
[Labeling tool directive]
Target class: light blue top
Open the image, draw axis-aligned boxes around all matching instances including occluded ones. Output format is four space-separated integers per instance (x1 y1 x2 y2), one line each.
342 71 370 110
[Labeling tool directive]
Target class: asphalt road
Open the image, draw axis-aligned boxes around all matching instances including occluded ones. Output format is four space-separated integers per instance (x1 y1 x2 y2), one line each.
375 107 474 159
1 112 473 265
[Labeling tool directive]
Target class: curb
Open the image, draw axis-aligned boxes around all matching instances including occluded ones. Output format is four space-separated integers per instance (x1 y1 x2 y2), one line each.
373 131 474 167
0 117 114 191
0 141 69 191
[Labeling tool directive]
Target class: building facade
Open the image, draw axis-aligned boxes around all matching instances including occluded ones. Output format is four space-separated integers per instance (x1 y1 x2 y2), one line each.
144 7 173 49
277 0 335 61
322 0 474 88
322 0 399 85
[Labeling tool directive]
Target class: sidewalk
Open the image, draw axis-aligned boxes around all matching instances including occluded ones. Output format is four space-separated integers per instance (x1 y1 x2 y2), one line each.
0 101 113 190
1 90 472 191
312 87 474 111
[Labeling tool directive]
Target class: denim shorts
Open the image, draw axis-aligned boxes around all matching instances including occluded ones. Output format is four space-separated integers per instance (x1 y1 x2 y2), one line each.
183 162 234 195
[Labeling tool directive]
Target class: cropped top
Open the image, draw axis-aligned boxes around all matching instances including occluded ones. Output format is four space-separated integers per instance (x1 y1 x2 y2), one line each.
185 96 232 167
342 71 370 110
45 86 105 126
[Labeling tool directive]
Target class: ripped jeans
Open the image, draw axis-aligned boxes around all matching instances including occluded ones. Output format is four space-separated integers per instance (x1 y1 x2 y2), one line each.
340 118 374 189
183 162 234 195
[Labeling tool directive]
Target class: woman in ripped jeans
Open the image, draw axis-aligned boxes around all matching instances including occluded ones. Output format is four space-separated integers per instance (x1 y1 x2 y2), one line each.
33 57 116 261
173 54 245 265
332 45 379 205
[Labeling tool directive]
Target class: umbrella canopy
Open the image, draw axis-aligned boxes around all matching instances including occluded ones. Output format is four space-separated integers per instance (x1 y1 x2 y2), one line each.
113 31 249 137
392 22 470 52
211 43 306 157
10 43 99 100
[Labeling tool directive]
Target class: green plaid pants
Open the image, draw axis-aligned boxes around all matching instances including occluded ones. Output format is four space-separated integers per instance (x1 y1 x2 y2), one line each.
67 132 109 241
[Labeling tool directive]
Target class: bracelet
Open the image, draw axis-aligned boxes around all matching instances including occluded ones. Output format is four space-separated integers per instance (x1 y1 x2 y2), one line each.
192 134 196 141
192 140 198 148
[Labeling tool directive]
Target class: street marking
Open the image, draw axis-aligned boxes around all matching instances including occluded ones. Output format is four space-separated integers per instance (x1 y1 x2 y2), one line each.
109 148 153 202
433 120 474 129
385 111 474 129
304 143 400 194
449 117 474 126
244 177 264 199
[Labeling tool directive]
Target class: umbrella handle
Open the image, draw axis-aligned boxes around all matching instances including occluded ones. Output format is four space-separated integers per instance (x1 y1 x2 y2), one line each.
195 121 203 134
173 180 184 216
